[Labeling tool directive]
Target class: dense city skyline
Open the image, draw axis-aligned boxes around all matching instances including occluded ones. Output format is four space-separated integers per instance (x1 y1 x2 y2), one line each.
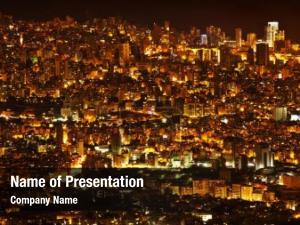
1 2 300 224
1 0 300 41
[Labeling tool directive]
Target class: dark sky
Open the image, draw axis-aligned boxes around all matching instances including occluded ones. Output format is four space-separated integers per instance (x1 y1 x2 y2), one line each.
1 0 300 41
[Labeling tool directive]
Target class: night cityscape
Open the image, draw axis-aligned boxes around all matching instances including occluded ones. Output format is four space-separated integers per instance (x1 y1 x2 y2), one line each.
0 1 300 224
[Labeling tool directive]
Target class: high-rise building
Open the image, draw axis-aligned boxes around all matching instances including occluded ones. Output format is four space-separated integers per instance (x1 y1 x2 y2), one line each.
199 48 211 62
273 106 287 121
266 21 279 48
255 143 274 170
200 34 208 46
235 28 242 48
120 42 131 63
246 33 256 50
256 42 269 66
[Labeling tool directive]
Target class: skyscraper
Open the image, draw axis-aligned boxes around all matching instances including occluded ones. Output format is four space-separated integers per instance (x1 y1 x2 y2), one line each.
256 42 269 66
273 107 287 121
200 34 208 46
266 21 279 48
235 28 242 48
120 42 131 63
255 143 274 170
246 33 256 50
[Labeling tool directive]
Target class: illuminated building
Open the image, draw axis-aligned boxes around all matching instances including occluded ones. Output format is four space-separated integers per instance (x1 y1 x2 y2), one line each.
200 34 208 46
263 191 276 202
231 184 241 199
252 189 263 201
276 30 285 41
191 213 212 223
77 139 84 155
214 185 227 199
256 42 269 66
193 179 225 196
120 42 131 63
255 143 274 170
235 28 242 48
199 48 211 62
266 21 279 48
273 106 287 121
282 174 300 189
183 102 204 118
193 179 209 196
247 33 256 50
241 185 253 201
180 186 193 196
199 48 220 63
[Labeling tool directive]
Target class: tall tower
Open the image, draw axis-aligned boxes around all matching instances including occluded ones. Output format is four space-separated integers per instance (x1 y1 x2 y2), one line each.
200 34 208 46
120 42 131 63
247 33 256 50
255 143 274 170
266 21 279 48
235 28 242 48
256 42 269 66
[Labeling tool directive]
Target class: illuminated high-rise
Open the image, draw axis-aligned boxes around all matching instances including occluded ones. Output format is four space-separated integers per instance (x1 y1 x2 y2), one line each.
200 34 208 46
120 42 131 63
266 21 279 48
235 28 242 48
255 143 274 170
246 33 256 50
